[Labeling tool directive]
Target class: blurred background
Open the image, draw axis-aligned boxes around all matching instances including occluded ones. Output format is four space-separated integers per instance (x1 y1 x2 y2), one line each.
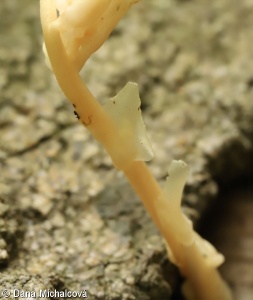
0 0 253 299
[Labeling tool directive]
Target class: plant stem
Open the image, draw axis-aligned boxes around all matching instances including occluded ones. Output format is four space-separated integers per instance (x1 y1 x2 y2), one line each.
40 1 233 299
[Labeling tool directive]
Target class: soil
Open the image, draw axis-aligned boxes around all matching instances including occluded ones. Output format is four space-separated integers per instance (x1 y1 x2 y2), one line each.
0 0 253 299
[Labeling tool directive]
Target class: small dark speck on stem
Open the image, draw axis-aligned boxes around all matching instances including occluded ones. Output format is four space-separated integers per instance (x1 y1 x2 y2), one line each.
74 111 80 119
82 115 92 127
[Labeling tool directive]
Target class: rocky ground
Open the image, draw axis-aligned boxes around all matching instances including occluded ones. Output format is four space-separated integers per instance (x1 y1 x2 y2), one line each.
0 0 253 299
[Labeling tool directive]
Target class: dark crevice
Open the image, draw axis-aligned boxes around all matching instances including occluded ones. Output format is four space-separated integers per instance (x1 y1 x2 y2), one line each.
197 175 253 300
4 123 76 159
6 134 56 158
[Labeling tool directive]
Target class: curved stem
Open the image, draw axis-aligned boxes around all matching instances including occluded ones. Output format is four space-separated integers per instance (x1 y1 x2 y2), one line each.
40 1 232 299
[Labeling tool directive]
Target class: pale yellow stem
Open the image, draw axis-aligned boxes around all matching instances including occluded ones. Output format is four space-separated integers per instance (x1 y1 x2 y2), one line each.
124 160 186 269
40 0 180 258
124 161 163 227
40 1 232 299
182 243 233 300
124 162 232 300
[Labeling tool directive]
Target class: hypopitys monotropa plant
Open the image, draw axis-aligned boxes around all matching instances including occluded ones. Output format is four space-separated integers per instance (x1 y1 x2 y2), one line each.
40 1 233 299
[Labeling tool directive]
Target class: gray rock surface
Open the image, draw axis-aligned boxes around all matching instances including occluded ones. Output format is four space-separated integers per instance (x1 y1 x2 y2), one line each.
0 0 252 299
